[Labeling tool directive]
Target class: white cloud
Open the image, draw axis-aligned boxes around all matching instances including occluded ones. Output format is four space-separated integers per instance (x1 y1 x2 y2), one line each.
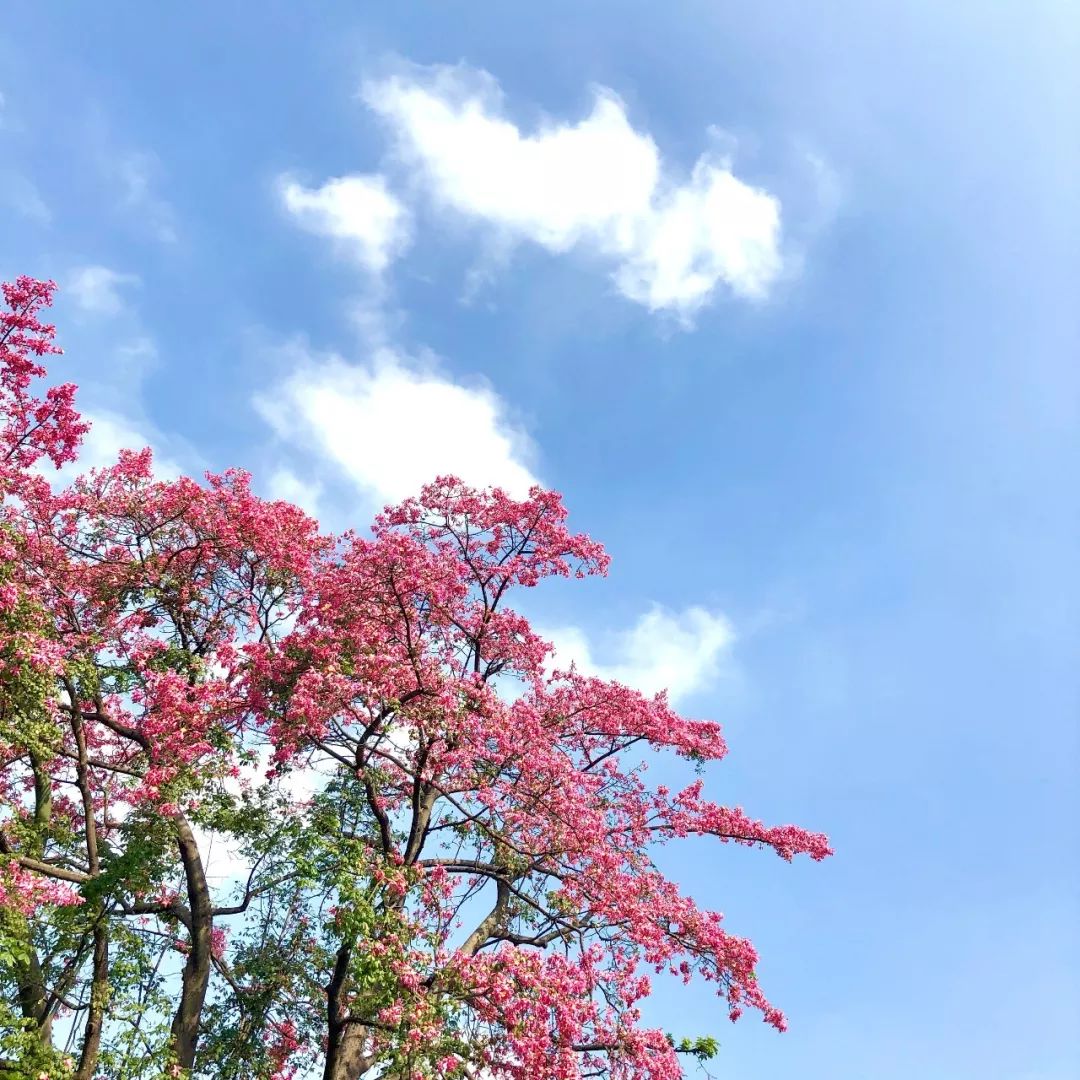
255 345 537 507
54 410 183 483
67 265 140 316
364 65 783 318
542 605 735 704
265 466 323 518
280 174 410 274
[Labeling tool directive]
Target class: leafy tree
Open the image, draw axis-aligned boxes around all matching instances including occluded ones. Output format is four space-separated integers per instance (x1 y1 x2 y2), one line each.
0 277 831 1080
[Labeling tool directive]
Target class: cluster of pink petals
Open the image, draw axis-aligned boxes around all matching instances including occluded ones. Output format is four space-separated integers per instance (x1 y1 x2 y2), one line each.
0 860 84 914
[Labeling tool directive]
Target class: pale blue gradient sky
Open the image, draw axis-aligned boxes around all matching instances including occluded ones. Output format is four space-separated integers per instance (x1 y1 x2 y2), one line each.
2 4 1077 1076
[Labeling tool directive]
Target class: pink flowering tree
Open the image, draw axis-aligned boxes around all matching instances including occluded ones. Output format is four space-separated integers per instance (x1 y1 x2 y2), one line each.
0 278 832 1080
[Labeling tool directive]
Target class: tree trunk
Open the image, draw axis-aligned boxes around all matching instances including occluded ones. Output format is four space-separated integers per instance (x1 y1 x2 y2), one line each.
16 752 54 1047
72 708 108 1079
75 922 108 1079
323 1023 377 1080
322 942 382 1080
169 814 213 1072
13 933 52 1047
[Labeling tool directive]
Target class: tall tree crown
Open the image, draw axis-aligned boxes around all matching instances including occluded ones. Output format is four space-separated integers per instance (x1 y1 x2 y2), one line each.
0 278 831 1080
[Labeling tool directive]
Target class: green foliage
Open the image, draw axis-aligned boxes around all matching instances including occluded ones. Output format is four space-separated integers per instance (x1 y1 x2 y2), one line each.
0 998 76 1079
668 1033 720 1061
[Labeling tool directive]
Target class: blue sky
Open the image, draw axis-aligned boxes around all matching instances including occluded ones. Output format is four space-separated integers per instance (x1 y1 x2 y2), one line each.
3 3 1078 1077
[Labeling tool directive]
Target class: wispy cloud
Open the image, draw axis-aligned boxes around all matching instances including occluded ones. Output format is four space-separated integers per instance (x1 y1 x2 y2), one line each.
67 265 140 316
49 271 185 487
0 90 19 133
0 170 50 222
46 409 184 486
109 149 178 244
264 466 324 519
